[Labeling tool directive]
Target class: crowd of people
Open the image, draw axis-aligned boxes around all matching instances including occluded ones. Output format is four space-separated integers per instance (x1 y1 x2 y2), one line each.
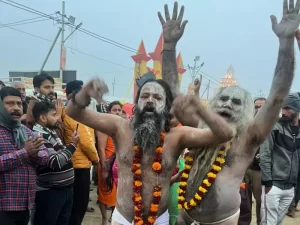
1 1 300 225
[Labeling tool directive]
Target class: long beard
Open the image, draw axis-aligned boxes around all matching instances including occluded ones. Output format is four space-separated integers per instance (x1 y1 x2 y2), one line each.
132 107 166 151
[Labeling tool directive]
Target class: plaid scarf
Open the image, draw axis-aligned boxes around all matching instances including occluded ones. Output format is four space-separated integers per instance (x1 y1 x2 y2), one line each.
34 93 55 103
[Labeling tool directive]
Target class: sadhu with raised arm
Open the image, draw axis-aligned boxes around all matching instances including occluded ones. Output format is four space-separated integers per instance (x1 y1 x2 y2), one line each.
65 3 235 225
170 0 299 224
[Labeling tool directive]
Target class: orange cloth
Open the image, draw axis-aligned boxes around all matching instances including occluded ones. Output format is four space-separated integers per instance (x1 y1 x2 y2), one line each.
98 137 117 206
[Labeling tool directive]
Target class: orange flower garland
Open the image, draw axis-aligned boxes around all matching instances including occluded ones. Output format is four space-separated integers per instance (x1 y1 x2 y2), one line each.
178 142 231 210
131 133 164 225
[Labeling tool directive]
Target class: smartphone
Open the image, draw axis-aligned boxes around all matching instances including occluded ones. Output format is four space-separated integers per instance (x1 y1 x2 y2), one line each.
75 124 79 134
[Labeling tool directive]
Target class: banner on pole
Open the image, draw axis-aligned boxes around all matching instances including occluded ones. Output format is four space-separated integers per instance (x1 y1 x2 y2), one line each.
60 45 66 70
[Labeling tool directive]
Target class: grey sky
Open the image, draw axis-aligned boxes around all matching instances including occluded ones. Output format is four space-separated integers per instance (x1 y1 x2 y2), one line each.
0 0 299 102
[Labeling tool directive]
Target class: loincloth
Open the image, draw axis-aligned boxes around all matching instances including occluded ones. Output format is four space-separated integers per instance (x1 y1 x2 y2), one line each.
184 209 240 225
112 208 169 225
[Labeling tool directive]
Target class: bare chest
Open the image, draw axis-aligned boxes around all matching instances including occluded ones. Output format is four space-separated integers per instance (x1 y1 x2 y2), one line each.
184 140 251 222
186 168 242 222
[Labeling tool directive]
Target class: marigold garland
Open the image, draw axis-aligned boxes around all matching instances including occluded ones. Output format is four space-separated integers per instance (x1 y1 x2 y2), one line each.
177 142 231 210
131 133 164 225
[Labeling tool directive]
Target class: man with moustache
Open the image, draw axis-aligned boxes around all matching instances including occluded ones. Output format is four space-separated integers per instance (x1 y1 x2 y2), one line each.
260 92 300 224
0 87 47 225
12 81 28 124
26 73 64 140
32 101 80 225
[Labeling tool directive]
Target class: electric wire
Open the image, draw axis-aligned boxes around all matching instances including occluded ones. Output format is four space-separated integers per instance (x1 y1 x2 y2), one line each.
1 23 133 69
0 18 52 28
1 0 138 53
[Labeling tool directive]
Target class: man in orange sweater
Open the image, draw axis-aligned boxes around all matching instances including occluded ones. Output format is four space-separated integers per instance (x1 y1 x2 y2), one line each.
63 80 99 225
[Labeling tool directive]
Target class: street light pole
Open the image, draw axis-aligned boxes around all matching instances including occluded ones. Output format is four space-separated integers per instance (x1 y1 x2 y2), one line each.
59 1 65 80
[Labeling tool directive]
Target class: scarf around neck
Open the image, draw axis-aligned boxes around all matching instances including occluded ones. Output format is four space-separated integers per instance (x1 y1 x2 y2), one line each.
35 93 54 103
33 123 65 151
0 99 27 148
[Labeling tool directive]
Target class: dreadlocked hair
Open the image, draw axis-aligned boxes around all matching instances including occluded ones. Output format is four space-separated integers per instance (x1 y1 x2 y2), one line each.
134 79 174 132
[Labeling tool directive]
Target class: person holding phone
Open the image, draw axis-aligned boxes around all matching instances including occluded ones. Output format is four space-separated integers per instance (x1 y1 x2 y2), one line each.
0 87 48 225
32 101 80 225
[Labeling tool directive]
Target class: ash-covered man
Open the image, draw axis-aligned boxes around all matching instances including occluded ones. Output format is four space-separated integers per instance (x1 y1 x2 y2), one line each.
173 0 300 224
65 3 235 225
32 101 80 225
260 92 300 224
0 87 48 225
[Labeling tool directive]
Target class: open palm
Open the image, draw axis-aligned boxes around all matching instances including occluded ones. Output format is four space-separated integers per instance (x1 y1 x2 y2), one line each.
272 0 300 38
158 2 188 44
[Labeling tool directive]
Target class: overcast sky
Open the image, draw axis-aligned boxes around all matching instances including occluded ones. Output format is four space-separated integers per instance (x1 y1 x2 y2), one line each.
0 0 299 102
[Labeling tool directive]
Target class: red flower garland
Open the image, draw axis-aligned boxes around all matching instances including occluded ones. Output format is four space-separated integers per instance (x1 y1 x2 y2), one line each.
131 134 164 225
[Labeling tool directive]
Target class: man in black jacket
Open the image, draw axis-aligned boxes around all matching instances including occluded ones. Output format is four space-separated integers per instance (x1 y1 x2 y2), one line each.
260 92 300 225
287 92 300 217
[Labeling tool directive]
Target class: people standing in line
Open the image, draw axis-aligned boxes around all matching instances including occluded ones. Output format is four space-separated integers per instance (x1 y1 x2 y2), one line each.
32 101 80 225
97 101 122 225
260 93 300 225
238 97 266 225
26 73 64 140
0 87 48 225
63 80 99 225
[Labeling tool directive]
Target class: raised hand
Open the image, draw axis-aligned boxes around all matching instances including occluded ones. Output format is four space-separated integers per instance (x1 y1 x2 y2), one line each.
83 79 109 104
271 0 300 39
158 2 188 46
171 95 201 127
71 131 80 145
193 77 202 96
55 98 64 118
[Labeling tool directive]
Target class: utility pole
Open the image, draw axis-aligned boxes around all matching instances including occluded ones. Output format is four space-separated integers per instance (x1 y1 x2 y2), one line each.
38 28 62 75
112 77 116 96
37 1 81 81
59 1 65 80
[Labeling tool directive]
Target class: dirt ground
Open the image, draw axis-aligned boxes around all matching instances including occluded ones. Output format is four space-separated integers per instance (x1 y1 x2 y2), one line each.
82 184 300 225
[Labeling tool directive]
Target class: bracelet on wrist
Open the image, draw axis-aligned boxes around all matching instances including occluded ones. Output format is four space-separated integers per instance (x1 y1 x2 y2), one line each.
71 90 90 109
